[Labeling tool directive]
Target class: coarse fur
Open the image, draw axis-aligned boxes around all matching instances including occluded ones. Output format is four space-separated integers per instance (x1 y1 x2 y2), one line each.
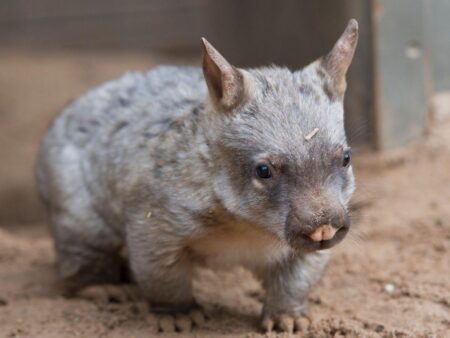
36 20 358 331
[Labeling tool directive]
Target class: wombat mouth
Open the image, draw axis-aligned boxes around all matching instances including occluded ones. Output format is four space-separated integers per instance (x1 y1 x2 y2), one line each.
293 226 350 251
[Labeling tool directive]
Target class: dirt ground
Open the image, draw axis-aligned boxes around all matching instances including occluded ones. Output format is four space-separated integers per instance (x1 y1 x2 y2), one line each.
0 50 449 338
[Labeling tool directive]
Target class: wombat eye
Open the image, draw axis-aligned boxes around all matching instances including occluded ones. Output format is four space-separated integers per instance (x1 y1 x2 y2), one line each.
256 164 272 179
342 150 351 167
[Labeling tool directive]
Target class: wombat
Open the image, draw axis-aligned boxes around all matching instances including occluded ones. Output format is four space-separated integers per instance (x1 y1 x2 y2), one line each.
36 19 358 333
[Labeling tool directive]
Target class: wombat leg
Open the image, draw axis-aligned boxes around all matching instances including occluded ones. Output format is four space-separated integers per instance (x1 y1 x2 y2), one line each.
56 245 127 296
127 221 205 332
135 253 205 333
128 242 196 311
261 251 330 333
49 212 125 295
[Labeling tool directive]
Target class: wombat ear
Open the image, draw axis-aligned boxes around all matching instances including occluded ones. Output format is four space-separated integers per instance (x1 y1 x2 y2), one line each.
201 38 244 110
321 19 359 97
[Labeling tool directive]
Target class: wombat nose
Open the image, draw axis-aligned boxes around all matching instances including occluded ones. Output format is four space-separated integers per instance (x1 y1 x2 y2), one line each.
308 224 338 242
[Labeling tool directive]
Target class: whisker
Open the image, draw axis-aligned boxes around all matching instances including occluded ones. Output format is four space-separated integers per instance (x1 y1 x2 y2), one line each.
346 119 372 146
344 228 367 250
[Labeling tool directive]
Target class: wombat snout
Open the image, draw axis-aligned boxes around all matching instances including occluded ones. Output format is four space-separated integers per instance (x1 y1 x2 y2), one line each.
285 199 350 251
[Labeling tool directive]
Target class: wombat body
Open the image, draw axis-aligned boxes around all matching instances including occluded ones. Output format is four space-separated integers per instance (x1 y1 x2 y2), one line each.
37 20 358 332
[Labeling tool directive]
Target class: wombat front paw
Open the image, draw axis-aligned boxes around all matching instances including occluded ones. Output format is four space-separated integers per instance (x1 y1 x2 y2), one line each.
261 312 311 333
77 284 139 303
147 308 206 333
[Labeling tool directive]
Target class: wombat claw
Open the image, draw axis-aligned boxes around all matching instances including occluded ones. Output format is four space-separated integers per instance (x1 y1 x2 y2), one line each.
148 308 206 333
77 284 139 303
262 313 311 333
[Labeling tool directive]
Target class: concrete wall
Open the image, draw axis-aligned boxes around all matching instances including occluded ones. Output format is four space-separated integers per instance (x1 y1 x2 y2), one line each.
426 0 450 92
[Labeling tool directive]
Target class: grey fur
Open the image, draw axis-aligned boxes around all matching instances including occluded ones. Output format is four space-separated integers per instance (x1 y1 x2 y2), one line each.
36 22 357 327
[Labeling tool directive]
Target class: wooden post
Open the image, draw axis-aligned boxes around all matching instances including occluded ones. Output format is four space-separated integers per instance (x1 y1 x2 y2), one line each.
371 0 429 149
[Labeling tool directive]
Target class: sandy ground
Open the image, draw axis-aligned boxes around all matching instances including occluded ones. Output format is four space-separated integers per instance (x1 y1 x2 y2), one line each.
0 50 449 337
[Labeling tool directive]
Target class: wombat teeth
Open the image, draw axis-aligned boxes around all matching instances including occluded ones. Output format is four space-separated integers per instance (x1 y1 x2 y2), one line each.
308 224 337 242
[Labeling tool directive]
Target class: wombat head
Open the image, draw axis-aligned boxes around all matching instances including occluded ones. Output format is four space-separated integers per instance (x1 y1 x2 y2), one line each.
203 20 358 252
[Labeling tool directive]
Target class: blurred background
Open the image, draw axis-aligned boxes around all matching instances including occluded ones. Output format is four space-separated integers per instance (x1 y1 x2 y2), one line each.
0 1 449 337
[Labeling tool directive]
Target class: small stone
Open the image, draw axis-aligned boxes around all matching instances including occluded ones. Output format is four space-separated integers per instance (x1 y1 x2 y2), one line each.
0 298 7 306
374 324 384 332
434 218 443 227
384 283 395 294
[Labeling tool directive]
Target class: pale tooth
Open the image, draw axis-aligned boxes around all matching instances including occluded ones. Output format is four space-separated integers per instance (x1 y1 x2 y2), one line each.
309 228 324 242
308 225 337 242
322 225 337 240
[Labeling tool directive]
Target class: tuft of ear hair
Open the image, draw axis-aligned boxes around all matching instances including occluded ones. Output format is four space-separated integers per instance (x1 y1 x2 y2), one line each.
322 19 359 97
201 38 245 110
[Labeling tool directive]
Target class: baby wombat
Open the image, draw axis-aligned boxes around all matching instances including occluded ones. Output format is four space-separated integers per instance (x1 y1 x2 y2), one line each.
36 20 358 333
